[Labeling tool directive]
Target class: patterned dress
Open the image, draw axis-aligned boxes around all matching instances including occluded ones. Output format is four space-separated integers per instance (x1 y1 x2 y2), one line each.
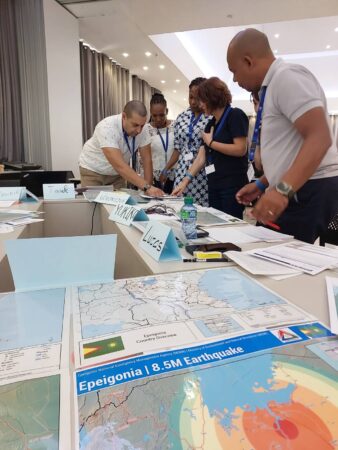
174 108 211 206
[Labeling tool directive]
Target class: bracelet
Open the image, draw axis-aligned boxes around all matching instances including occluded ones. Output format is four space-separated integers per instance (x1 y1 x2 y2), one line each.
255 179 267 192
209 139 214 147
185 172 194 181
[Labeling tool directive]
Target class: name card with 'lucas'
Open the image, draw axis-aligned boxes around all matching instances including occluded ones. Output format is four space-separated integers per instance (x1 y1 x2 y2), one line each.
0 187 26 201
109 203 148 226
94 191 136 205
139 222 181 262
43 183 75 200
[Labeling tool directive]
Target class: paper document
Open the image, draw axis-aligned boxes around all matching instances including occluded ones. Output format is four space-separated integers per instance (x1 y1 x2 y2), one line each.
242 225 293 241
226 250 301 276
207 227 259 244
249 242 338 275
326 276 338 333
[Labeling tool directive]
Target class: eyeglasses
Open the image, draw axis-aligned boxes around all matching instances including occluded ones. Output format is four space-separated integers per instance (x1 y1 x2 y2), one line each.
144 203 177 216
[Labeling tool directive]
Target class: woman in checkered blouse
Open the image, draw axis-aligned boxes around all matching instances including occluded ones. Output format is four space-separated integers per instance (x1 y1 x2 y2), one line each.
160 78 211 206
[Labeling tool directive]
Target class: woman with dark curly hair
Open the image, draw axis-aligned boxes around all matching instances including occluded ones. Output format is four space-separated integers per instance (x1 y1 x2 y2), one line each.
172 76 249 218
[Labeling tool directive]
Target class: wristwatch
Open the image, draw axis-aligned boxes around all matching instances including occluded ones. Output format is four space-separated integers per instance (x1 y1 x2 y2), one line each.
142 183 151 193
275 181 295 199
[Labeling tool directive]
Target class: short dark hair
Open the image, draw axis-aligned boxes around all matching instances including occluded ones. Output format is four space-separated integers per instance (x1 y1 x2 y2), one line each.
150 93 167 107
198 77 232 110
189 77 206 90
124 100 147 117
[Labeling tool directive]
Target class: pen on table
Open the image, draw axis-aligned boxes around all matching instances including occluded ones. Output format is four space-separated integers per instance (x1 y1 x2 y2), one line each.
265 221 281 231
183 258 229 263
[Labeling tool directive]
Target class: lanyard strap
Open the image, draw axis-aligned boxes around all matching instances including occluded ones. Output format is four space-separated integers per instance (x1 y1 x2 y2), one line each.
157 127 169 164
123 131 136 169
249 86 267 162
207 106 232 164
188 112 202 145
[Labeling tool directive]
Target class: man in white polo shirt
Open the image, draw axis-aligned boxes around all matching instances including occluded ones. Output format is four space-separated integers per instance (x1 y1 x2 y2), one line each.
79 100 164 197
227 28 338 243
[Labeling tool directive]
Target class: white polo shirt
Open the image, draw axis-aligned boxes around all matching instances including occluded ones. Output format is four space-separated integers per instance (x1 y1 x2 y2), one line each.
79 113 151 176
260 58 338 188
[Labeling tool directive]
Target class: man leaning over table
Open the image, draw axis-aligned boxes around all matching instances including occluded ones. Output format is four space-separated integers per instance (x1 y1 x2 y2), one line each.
227 28 338 243
79 100 164 197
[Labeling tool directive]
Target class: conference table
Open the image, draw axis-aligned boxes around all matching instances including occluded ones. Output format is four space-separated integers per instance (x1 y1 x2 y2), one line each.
0 197 336 327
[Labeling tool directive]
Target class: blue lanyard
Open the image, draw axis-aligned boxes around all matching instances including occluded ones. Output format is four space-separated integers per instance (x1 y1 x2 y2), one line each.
249 86 267 162
188 112 202 145
123 131 136 169
157 127 169 163
207 106 232 164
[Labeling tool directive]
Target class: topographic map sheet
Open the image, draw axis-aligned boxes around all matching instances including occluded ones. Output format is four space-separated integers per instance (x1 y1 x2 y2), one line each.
71 268 314 367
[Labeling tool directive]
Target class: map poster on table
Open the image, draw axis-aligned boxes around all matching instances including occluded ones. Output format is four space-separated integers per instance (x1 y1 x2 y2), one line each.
326 276 338 334
74 326 337 450
0 369 71 450
0 288 70 380
71 267 315 368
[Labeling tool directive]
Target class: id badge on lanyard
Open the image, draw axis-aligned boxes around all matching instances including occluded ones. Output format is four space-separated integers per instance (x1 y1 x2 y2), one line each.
205 106 231 176
247 87 267 180
123 131 136 169
157 127 169 164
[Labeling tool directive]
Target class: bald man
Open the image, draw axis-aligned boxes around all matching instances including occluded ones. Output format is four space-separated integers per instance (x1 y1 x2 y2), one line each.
79 100 164 197
227 29 338 243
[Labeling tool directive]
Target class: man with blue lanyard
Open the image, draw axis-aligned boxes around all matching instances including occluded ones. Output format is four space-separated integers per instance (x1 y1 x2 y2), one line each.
227 28 338 243
79 100 164 197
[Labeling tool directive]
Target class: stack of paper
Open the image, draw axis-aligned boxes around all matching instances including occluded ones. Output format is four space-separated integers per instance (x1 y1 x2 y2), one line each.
0 209 44 230
249 242 338 275
207 224 293 245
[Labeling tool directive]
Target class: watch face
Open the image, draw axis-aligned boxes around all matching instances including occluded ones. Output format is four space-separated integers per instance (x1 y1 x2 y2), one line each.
277 182 294 198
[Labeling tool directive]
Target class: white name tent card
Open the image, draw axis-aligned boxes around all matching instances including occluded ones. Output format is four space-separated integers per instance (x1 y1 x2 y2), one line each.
139 222 181 262
109 203 148 226
94 191 136 205
0 187 26 202
43 183 75 200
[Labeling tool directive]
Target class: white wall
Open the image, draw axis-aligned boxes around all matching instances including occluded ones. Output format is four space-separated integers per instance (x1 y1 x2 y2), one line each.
165 95 185 120
43 0 82 178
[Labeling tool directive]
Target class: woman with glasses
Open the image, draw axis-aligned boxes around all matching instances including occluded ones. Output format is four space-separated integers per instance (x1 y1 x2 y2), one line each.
172 77 249 218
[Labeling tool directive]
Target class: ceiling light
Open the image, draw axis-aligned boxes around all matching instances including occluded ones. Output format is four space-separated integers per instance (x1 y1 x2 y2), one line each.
326 44 331 49
143 66 149 71
159 64 165 69
335 27 338 32
122 52 129 58
183 97 187 101
274 33 280 38
173 90 177 93
145 51 152 57
176 79 181 83
273 49 278 54
160 80 166 84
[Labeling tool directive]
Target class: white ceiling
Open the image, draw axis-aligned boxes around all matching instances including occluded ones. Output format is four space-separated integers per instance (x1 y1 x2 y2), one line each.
62 0 338 113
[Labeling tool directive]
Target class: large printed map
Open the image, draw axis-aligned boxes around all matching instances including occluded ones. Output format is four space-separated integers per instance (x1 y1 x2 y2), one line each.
75 268 307 340
77 338 338 450
0 374 60 450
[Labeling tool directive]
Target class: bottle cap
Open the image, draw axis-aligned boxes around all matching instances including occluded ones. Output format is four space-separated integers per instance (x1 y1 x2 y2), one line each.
184 196 193 205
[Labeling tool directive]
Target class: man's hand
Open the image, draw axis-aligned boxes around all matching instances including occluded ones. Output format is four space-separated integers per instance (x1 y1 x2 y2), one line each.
252 189 289 223
236 183 262 205
171 179 189 197
146 186 164 197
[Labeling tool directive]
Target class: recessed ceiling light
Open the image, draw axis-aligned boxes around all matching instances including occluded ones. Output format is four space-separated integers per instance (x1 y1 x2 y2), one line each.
143 66 149 71
183 97 187 101
122 52 129 58
173 90 177 93
335 27 338 32
274 33 280 38
273 49 278 54
175 79 181 83
159 64 165 70
145 51 152 57
160 80 166 84
326 44 331 49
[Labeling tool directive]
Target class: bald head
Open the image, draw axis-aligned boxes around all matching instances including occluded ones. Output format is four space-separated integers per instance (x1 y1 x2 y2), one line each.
227 28 275 93
228 28 273 60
